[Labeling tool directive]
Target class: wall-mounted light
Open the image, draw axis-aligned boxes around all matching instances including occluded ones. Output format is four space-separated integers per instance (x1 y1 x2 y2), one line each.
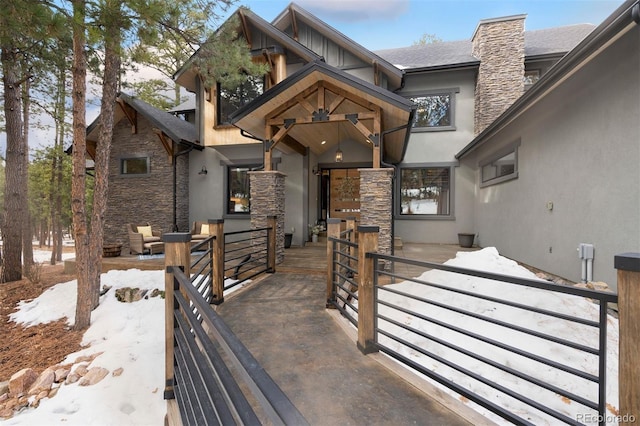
335 123 343 162
198 165 208 175
312 165 321 176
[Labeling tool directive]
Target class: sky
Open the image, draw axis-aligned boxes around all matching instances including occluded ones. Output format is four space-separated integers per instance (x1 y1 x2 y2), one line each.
0 0 625 156
2 247 619 425
232 0 624 50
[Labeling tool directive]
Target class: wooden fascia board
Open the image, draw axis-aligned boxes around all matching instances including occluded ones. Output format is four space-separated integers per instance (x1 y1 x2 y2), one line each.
116 98 137 134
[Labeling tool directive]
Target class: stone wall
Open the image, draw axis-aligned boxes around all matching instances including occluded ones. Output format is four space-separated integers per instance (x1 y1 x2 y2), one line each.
359 168 393 256
103 116 189 252
249 171 286 263
472 15 525 135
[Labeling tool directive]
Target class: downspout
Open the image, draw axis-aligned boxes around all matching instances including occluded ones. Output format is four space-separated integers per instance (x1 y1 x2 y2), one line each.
379 122 413 256
173 144 195 231
239 129 266 171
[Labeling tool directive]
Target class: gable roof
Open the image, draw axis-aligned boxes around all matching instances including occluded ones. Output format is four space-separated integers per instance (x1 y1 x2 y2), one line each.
87 93 199 148
456 0 639 159
229 60 415 164
271 2 404 89
173 6 321 93
374 23 596 71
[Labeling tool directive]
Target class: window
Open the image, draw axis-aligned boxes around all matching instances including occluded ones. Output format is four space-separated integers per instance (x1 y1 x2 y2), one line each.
399 166 452 217
524 70 540 90
480 141 520 187
217 76 264 125
120 157 149 175
405 88 459 131
226 165 256 215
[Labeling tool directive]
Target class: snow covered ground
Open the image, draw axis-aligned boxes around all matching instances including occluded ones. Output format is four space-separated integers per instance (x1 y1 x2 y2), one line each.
3 247 619 425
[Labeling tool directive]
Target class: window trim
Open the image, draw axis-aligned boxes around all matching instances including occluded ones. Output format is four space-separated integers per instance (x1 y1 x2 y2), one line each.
119 156 150 176
395 162 457 221
402 87 460 132
216 75 265 127
479 140 521 187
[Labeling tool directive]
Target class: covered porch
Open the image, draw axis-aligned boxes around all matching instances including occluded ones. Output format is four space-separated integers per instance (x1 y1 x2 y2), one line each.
229 60 416 264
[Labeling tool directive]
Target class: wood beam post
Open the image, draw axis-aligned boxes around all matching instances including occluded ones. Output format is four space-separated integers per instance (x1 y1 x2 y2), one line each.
615 253 640 423
267 215 277 272
326 218 342 307
163 232 192 400
210 219 225 305
357 225 379 354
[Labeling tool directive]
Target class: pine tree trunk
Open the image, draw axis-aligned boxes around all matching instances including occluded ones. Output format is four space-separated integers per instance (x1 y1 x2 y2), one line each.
21 76 34 270
71 0 91 330
89 13 121 308
1 46 26 283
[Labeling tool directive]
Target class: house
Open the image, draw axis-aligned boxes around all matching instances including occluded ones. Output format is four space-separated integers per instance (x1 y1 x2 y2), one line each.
100 1 638 289
89 93 200 247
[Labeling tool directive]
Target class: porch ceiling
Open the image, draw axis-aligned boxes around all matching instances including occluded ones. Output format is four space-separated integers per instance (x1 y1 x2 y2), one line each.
229 60 416 164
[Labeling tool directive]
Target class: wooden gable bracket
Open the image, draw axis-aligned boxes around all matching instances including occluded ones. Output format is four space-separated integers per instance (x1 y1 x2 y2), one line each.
238 10 252 49
117 98 137 134
289 5 299 41
153 128 174 164
262 49 277 86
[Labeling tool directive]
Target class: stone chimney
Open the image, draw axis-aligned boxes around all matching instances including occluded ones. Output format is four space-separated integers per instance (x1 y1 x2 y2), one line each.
472 15 526 135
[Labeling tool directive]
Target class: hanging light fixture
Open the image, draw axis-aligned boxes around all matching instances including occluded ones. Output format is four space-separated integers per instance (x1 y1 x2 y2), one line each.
335 122 343 162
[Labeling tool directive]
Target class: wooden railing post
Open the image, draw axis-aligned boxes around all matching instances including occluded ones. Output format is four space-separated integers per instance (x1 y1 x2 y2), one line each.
267 215 277 273
346 216 357 271
615 252 640 424
326 218 342 307
163 232 192 400
210 219 225 305
357 225 379 355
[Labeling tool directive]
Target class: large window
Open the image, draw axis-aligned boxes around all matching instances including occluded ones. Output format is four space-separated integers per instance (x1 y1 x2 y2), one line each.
226 165 255 215
120 157 149 175
217 76 264 125
480 141 520 187
399 166 452 217
406 88 459 131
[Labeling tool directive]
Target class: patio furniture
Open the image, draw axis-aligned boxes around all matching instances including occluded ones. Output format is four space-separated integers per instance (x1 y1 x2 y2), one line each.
127 223 164 255
190 221 212 242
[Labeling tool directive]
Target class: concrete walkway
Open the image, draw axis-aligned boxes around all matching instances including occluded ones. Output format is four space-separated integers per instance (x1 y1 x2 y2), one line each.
216 268 476 425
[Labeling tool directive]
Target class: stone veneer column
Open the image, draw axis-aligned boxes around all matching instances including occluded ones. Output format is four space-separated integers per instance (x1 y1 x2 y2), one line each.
472 15 525 135
359 168 393 257
249 171 286 264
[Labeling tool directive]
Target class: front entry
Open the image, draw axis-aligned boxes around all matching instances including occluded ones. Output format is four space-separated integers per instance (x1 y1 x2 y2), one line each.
320 168 361 221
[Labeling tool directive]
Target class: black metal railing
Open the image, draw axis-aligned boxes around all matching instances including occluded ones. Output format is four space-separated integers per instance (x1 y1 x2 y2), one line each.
329 234 359 325
368 253 618 426
224 226 271 291
190 236 215 303
166 266 308 426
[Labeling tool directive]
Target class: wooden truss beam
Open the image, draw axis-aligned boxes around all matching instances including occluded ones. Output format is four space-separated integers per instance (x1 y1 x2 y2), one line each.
153 129 174 163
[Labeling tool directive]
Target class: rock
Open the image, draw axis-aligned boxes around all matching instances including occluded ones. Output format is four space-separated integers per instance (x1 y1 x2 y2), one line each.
48 387 59 399
112 367 124 377
9 369 38 397
74 364 89 377
0 406 14 419
54 367 70 383
0 381 8 397
73 352 103 364
31 390 50 408
65 373 80 385
79 367 109 386
115 287 148 302
28 367 55 396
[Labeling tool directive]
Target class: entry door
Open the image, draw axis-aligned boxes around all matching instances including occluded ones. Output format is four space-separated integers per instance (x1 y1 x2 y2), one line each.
329 169 361 220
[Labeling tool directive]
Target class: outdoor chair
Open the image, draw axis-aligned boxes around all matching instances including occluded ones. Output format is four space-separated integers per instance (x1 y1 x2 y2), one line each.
126 223 164 255
190 221 212 241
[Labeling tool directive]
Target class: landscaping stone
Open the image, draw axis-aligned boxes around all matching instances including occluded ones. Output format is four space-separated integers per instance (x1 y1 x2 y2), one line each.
79 367 109 386
9 368 38 397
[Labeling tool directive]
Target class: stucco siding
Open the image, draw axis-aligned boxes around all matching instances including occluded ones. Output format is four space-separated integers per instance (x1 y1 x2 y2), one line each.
468 27 639 290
